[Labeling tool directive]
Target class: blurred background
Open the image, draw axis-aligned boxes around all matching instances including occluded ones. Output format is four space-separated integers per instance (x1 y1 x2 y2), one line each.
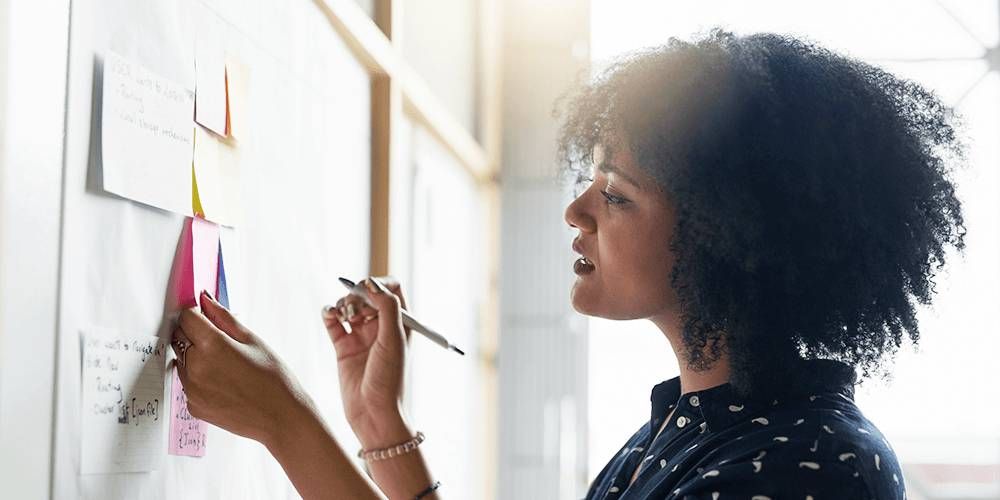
1 0 998 498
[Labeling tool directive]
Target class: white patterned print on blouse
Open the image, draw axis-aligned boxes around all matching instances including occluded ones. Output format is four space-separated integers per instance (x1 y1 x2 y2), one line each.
583 359 906 500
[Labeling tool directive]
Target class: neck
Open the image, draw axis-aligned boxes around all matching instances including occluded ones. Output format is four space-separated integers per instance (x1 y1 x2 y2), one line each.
650 313 731 395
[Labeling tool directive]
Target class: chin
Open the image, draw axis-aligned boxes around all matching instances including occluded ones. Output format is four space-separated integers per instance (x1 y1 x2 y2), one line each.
570 286 617 319
569 282 596 316
570 285 659 321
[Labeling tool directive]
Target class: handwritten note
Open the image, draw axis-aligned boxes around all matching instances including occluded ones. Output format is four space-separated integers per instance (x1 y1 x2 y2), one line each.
168 366 207 456
80 330 166 474
101 51 194 216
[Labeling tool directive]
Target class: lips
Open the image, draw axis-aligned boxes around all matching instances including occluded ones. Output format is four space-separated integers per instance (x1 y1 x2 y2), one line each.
572 238 595 267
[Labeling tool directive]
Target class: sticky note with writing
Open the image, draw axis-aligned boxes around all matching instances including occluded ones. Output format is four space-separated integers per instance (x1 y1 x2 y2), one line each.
80 329 166 473
101 51 194 216
168 366 207 456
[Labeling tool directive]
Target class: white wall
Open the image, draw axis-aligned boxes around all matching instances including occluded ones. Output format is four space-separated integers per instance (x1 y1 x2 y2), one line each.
0 0 70 497
3 0 376 497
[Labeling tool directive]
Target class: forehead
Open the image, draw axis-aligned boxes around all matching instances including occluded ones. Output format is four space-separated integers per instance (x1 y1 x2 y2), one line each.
592 143 646 190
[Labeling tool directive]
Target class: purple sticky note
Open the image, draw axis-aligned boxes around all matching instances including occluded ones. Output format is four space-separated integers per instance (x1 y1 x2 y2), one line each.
217 241 229 309
168 366 207 456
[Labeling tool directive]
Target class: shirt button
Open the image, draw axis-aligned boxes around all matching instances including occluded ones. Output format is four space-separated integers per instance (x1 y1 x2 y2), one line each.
676 416 688 428
689 395 700 407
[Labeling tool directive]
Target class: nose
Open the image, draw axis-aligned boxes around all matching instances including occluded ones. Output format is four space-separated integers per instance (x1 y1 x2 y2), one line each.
564 191 596 233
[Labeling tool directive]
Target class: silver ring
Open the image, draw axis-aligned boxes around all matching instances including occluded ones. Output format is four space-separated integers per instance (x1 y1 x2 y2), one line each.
173 338 189 367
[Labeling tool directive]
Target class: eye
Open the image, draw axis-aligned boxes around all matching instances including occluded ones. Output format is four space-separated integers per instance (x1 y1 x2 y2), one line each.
600 189 629 206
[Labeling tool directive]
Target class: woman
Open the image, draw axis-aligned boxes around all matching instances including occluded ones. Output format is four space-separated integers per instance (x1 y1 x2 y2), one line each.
172 29 966 499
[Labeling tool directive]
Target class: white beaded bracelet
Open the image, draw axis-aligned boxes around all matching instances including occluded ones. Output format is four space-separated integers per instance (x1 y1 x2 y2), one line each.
358 431 425 462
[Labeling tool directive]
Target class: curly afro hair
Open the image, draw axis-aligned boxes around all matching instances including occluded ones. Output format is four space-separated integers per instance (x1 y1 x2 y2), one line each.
555 28 967 401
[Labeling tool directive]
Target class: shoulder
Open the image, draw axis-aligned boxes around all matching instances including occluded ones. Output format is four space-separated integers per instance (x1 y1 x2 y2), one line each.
813 398 907 500
671 393 905 499
585 421 651 499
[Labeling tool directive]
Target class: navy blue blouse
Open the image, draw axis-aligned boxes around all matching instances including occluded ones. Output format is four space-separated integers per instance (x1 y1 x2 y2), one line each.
584 359 907 499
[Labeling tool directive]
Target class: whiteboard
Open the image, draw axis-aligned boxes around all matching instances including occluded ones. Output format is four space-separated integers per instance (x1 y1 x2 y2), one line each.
52 0 373 497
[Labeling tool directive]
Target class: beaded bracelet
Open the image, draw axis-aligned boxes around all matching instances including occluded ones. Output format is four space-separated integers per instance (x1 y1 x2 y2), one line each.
357 431 426 462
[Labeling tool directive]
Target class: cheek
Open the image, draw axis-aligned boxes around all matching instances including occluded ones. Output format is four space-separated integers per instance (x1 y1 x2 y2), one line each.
600 231 676 313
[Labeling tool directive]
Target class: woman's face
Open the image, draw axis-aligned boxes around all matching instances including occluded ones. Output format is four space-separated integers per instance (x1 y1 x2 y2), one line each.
564 143 679 320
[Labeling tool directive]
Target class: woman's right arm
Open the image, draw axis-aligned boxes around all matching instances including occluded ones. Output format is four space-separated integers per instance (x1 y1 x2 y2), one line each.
173 277 439 499
324 276 440 499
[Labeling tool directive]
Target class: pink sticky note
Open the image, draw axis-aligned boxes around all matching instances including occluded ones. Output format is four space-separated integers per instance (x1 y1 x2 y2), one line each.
171 217 220 308
191 216 220 300
168 366 207 456
166 216 219 457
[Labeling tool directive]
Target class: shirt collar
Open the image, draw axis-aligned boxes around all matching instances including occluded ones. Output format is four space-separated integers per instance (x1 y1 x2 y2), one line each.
649 358 857 433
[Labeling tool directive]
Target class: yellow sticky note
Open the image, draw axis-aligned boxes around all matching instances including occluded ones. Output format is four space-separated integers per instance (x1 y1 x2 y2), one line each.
192 163 205 218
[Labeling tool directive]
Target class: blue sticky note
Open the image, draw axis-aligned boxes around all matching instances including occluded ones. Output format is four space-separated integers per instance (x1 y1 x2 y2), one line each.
217 241 230 309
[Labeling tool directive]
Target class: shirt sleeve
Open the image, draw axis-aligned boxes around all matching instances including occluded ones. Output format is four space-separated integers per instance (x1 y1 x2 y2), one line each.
671 457 874 500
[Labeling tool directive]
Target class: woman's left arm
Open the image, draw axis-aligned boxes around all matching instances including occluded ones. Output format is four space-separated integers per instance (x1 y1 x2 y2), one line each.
173 291 383 500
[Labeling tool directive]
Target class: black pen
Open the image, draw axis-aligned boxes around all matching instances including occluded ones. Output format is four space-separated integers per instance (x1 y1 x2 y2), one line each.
337 277 465 356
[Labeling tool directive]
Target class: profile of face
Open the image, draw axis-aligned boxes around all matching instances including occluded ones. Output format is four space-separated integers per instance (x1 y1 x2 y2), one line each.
564 142 680 320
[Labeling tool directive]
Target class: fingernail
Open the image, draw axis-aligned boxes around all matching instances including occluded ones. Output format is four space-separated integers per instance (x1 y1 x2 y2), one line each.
322 305 336 317
201 290 216 304
346 303 356 319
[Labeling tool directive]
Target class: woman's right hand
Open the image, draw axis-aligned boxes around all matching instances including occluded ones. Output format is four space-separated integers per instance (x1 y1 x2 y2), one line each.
321 276 415 448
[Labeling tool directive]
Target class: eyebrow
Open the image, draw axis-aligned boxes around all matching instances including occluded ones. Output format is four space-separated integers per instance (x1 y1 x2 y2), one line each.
597 161 644 191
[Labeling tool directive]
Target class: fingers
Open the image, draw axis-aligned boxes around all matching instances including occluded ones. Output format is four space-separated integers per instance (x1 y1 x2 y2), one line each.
178 307 222 345
174 345 204 395
177 306 239 354
361 277 399 312
321 305 349 343
339 293 377 325
372 277 411 343
372 275 408 310
198 290 252 344
360 277 405 347
172 358 207 420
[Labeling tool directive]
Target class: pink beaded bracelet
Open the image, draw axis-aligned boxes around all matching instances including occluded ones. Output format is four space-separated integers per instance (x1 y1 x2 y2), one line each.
357 431 426 462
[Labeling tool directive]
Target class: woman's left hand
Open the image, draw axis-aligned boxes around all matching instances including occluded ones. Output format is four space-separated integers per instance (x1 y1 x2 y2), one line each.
171 290 312 448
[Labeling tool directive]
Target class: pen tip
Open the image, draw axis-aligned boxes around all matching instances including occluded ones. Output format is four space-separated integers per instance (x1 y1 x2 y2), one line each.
451 345 465 356
338 277 356 288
